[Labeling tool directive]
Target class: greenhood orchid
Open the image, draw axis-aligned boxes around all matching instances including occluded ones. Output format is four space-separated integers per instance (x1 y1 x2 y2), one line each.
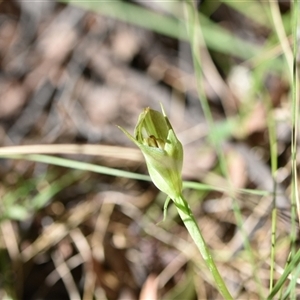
118 105 233 299
118 105 183 199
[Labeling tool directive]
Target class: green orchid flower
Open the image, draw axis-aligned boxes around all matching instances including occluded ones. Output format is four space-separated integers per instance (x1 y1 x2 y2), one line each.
118 105 233 299
118 104 183 199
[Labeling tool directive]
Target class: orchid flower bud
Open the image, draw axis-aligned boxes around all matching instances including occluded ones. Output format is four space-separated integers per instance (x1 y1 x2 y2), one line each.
118 105 183 199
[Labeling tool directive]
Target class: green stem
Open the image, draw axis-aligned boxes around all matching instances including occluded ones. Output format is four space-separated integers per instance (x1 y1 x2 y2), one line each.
174 194 233 300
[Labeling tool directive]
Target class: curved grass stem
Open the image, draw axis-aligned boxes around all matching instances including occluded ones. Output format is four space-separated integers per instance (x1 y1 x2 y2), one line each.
174 194 233 300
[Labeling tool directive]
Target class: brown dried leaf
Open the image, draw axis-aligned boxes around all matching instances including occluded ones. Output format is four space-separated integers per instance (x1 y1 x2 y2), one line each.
0 80 28 118
111 28 140 62
226 147 247 189
139 274 158 300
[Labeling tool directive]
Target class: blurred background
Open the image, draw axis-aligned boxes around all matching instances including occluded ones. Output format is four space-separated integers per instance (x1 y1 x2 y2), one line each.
0 0 296 299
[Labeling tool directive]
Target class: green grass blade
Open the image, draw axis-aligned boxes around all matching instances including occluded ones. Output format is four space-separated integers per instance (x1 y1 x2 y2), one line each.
59 0 260 59
267 249 300 299
0 154 150 182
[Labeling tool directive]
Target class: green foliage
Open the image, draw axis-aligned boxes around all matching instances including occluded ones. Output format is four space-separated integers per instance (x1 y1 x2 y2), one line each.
119 105 183 200
0 0 298 298
0 171 81 222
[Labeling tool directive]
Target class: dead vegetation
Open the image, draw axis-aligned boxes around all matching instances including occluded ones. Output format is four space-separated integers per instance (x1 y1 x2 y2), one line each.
0 1 297 299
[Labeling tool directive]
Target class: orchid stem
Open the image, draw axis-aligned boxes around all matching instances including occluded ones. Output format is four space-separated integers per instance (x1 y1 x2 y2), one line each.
174 194 233 300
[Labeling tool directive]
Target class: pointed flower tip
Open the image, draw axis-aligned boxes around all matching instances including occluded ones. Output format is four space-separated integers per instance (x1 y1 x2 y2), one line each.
159 103 166 117
118 125 138 145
